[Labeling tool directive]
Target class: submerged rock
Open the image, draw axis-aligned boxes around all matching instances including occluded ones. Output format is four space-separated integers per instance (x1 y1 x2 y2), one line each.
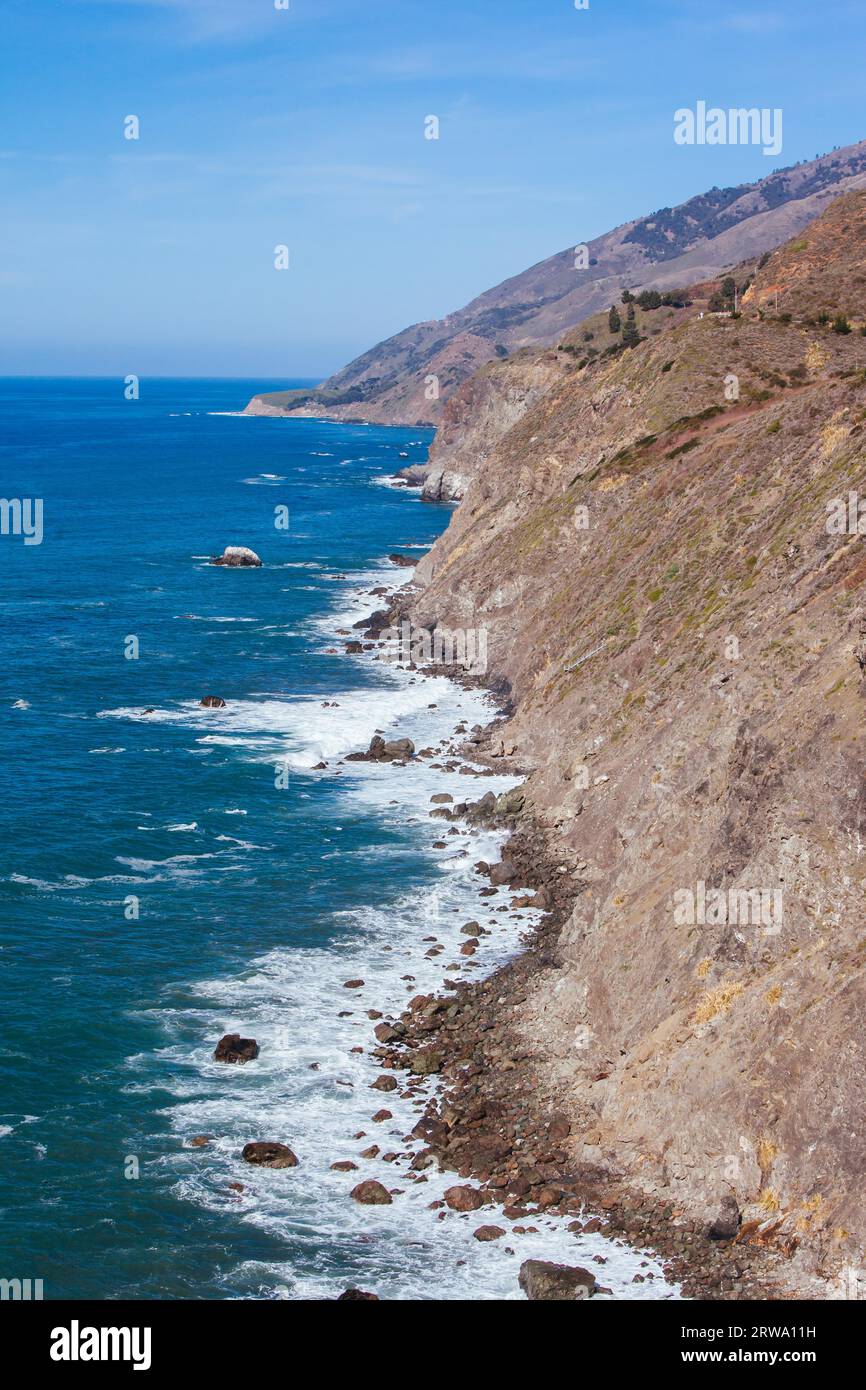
211 546 262 568
214 1033 259 1063
518 1260 596 1300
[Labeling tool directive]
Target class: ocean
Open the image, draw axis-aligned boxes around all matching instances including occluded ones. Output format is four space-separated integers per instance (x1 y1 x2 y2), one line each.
0 377 675 1300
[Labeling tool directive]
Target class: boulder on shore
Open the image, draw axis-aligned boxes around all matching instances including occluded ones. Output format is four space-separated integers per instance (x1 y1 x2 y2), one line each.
214 1032 259 1064
407 1050 442 1076
241 1141 298 1169
211 546 262 568
518 1260 596 1301
489 858 517 886
707 1195 741 1240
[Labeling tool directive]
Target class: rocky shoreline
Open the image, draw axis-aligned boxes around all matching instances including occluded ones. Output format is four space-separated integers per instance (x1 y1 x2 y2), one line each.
344 581 810 1300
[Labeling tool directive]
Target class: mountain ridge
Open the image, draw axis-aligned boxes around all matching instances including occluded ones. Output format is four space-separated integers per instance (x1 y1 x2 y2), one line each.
245 140 866 427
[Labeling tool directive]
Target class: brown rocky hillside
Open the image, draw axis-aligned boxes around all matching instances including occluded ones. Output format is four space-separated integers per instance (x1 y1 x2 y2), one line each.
246 141 866 427
406 190 866 1281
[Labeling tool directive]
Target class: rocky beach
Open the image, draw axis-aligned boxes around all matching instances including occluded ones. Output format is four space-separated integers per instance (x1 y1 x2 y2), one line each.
322 574 819 1301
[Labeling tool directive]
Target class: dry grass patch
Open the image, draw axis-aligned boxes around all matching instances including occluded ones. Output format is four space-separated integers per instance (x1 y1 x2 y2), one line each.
693 979 744 1023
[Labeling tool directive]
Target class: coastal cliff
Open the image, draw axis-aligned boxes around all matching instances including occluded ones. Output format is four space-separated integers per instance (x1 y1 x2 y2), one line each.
403 191 866 1285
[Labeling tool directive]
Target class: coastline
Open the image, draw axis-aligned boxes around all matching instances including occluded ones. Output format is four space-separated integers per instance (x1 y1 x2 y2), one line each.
130 544 675 1300
336 560 821 1301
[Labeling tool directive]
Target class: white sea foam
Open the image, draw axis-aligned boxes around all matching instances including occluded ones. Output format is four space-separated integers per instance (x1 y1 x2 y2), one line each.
141 773 676 1301
10 872 92 892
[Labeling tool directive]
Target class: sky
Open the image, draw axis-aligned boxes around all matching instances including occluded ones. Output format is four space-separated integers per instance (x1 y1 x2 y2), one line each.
2 0 865 378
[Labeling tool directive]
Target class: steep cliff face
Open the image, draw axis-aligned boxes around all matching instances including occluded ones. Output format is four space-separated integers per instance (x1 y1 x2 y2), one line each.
245 141 866 427
409 191 866 1273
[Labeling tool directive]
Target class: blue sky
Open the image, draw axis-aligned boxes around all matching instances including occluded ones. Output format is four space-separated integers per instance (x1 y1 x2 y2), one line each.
2 0 865 377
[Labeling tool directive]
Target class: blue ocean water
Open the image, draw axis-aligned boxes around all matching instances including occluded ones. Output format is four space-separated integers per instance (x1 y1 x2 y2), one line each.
0 378 675 1301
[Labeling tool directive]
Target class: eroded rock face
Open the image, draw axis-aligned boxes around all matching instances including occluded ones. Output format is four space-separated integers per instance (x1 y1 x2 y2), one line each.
241 1142 298 1168
214 1033 259 1063
211 546 262 567
519 1261 596 1301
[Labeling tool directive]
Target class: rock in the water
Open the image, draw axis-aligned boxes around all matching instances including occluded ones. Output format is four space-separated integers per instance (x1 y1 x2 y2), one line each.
200 695 227 708
518 1260 596 1301
346 735 415 763
241 1142 298 1169
337 1288 380 1300
707 1195 741 1240
214 1033 259 1064
370 1074 398 1091
443 1184 484 1212
474 1225 506 1241
350 1180 393 1205
388 553 416 567
212 546 262 568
